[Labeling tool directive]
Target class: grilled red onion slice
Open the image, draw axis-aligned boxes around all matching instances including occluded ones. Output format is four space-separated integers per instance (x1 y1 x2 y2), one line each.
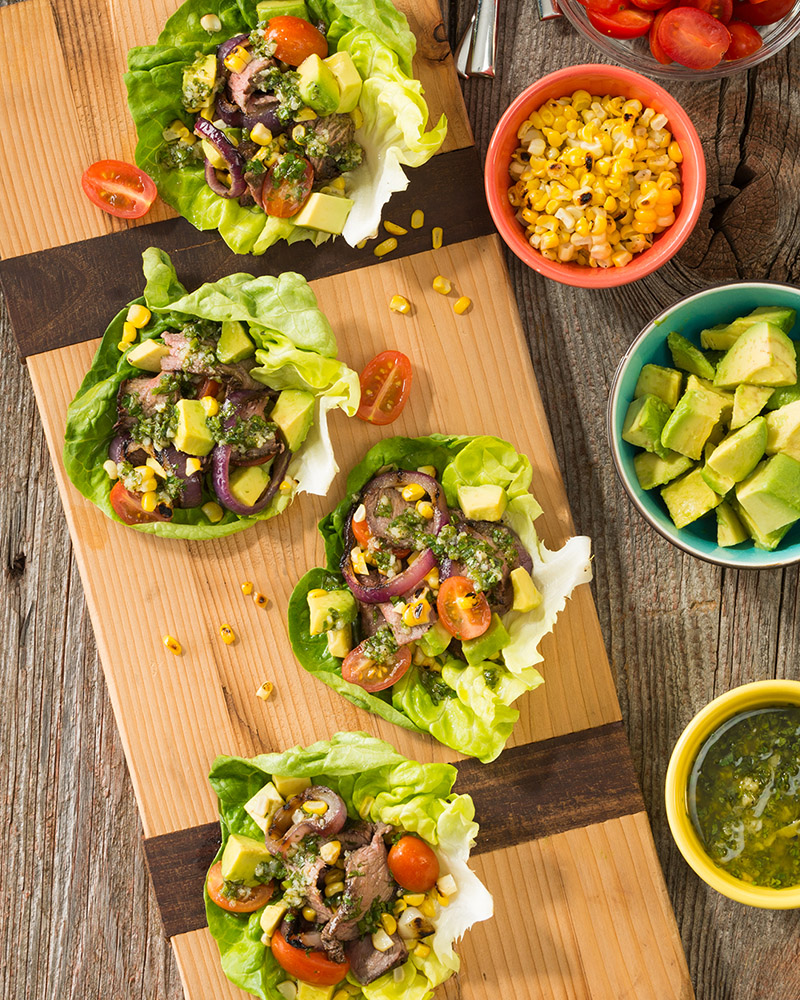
364 470 448 543
211 443 290 515
158 446 203 509
341 515 436 604
194 118 246 198
108 434 129 464
267 786 347 853
214 91 244 126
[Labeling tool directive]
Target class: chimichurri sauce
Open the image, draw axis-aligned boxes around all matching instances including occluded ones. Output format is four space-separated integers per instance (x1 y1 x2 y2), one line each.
689 705 800 889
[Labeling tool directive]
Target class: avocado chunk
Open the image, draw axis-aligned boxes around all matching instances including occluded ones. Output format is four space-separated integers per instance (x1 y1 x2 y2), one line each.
245 781 284 832
700 461 735 496
731 384 773 429
417 621 452 657
174 399 214 456
182 52 217 112
229 463 271 507
217 320 255 364
634 450 694 490
716 500 749 547
462 614 511 665
735 453 800 534
297 53 340 114
713 322 797 389
766 400 800 460
324 51 362 113
307 588 357 636
622 394 671 456
510 566 542 612
634 364 683 409
661 467 724 529
766 382 800 410
667 330 717 380
732 497 795 551
293 192 354 234
684 375 734 425
297 985 336 1000
700 306 797 350
260 901 290 940
272 774 311 797
660 389 723 461
326 624 352 658
221 833 273 886
126 339 170 372
700 323 737 352
256 0 308 19
705 416 767 485
457 484 508 521
271 388 315 451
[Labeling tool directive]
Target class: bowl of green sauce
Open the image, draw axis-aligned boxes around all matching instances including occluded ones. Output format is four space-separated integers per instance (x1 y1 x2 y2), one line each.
666 679 800 907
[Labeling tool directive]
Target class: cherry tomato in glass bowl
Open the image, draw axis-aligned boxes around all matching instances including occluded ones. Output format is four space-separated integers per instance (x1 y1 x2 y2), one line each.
587 5 655 36
206 863 274 914
271 930 349 985
579 0 627 14
437 576 491 641
342 641 412 693
388 836 441 892
656 7 732 68
724 18 764 54
263 157 313 218
356 350 413 425
733 0 793 23
631 0 674 11
650 2 680 60
81 160 157 219
685 0 734 22
264 15 328 65
109 481 171 525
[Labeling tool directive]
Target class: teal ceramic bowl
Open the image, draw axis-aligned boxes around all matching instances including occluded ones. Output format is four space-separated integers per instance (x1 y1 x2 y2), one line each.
608 282 800 569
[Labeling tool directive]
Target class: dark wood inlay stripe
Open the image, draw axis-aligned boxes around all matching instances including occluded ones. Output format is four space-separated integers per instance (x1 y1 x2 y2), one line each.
143 722 643 939
0 147 493 360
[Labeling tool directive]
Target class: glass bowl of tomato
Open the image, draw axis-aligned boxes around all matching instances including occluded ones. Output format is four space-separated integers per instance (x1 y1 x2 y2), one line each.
559 0 800 79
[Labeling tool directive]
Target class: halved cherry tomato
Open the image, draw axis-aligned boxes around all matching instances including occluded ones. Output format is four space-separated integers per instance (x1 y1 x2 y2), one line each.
579 0 627 13
587 5 655 36
263 157 313 218
352 513 373 548
109 481 172 525
649 2 679 61
342 640 411 693
356 350 413 426
686 0 733 22
206 863 274 914
733 0 792 23
436 576 491 641
724 18 764 55
271 931 349 985
388 836 440 892
197 378 222 399
265 15 328 65
631 0 673 12
656 7 732 67
81 160 157 219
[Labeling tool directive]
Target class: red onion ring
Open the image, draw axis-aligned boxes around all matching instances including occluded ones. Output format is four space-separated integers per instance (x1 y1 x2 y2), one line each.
158 446 204 509
194 118 246 199
211 443 291 515
108 434 129 464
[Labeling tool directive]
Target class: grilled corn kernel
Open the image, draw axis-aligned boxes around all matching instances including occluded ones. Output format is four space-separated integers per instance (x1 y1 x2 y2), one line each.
414 943 431 959
140 491 158 513
117 340 128 352
103 460 119 480
250 122 273 145
411 209 424 229
402 597 431 628
416 500 434 520
432 275 451 295
163 635 182 655
223 45 251 73
302 907 317 923
419 897 437 919
350 107 364 129
241 581 254 596
202 501 223 523
436 892 450 907
302 799 329 816
390 294 411 314
256 680 274 701
320 840 341 864
324 881 345 898
431 227 443 250
200 395 219 416
121 322 136 343
219 624 235 645
279 477 295 493
253 592 269 609
393 899 408 916
146 456 167 479
384 220 408 236
380 913 398 935
437 874 458 896
402 893 425 907
374 238 397 258
200 12 221 31
453 296 471 315
401 483 426 502
350 546 369 575
126 304 151 327
185 457 202 475
332 992 350 1000
423 567 440 589
417 465 437 477
295 107 317 121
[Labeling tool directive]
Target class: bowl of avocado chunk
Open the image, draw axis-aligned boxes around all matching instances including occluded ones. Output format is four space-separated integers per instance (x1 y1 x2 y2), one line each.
608 281 800 568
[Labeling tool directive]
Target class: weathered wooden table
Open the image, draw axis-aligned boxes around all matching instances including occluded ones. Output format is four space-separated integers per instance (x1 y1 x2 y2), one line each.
2 1 799 997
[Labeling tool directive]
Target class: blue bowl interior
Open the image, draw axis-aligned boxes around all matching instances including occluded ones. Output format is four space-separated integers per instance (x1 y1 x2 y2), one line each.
610 282 800 569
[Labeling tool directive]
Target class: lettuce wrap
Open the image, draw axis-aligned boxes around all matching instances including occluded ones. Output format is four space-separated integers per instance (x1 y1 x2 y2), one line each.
207 732 492 1000
63 248 359 539
287 435 593 762
124 0 447 256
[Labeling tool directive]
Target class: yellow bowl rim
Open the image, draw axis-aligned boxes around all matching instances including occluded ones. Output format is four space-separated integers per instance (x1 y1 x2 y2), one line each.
665 679 800 909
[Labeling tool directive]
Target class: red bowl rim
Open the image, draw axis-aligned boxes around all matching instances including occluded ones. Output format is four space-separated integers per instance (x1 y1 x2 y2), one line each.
484 63 707 289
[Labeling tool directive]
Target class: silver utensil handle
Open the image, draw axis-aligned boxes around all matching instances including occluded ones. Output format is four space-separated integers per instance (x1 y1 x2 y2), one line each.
454 10 476 78
537 0 562 20
469 0 497 76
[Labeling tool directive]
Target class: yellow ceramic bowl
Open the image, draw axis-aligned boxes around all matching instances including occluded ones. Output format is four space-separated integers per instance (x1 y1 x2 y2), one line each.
665 679 800 909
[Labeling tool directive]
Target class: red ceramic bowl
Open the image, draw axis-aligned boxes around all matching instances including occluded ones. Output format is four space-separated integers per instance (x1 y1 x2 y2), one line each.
485 64 706 289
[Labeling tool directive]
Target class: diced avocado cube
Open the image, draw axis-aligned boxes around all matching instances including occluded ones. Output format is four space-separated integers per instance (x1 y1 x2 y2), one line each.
731 384 773 428
297 53 340 114
700 306 797 351
221 833 273 886
716 500 749 547
462 614 511 665
326 624 352 658
622 394 672 456
705 416 767 484
700 323 738 352
293 192 354 234
766 400 800 461
766 382 800 410
174 399 214 456
457 484 508 521
182 53 217 113
324 51 362 113
634 451 694 490
713 322 797 389
245 782 285 833
732 498 795 551
272 775 311 798
735 453 800 534
685 374 734 425
217 320 255 364
417 621 452 657
256 0 309 20
126 339 170 372
297 984 336 1000
634 364 683 409
510 566 542 612
229 463 271 507
271 388 315 451
661 390 723 461
660 468 724 529
307 588 357 636
260 901 290 940
700 460 735 496
667 330 717 380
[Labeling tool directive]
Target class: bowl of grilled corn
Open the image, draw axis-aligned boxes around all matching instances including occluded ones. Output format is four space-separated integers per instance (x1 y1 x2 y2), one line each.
485 64 705 288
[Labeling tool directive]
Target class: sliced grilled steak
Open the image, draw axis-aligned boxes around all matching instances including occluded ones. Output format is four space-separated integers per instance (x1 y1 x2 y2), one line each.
228 56 274 112
117 372 178 424
444 517 533 615
302 114 360 180
161 331 263 389
336 822 375 852
359 602 385 642
346 933 408 985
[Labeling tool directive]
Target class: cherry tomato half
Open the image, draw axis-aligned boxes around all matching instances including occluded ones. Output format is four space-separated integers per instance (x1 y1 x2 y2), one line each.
351 512 373 548
206 863 274 914
656 7 732 68
81 160 157 219
579 0 627 14
733 0 792 23
388 836 440 892
263 157 313 218
109 481 172 525
685 0 733 22
271 931 349 985
724 18 764 55
436 576 491 641
265 15 328 65
631 0 673 12
356 351 413 426
649 2 679 61
587 5 655 36
342 640 412 693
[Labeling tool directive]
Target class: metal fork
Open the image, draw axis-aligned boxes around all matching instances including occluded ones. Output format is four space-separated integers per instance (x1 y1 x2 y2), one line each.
455 0 498 77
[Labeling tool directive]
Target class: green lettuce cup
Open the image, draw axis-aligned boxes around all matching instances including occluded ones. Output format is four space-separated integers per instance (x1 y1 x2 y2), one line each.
63 247 359 539
206 732 493 1000
287 435 593 762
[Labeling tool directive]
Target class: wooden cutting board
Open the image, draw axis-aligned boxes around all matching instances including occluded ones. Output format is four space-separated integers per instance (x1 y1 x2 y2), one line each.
0 1 694 998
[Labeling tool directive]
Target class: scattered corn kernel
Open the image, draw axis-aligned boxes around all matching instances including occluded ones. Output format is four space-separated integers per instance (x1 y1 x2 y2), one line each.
200 394 219 416
302 799 329 816
432 275 451 295
279 477 295 493
325 881 345 898
295 107 317 121
401 596 431 628
202 501 223 523
418 897 437 919
401 483 426 502
411 209 424 229
390 294 411 314
250 122 273 145
416 500 434 520
253 592 269 609
140 491 158 513
380 913 398 935
302 907 317 923
393 899 408 916
424 567 440 589
163 635 182 655
374 238 397 258
126 304 151 328
117 340 128 352
384 220 408 236
200 12 221 31
414 943 431 959
223 45 251 73
453 296 471 315
103 460 119 480
356 239 367 249
185 457 202 475
241 581 254 596
320 840 341 864
256 680 274 700
417 465 437 477
402 893 425 907
436 892 450 907
219 624 235 645
431 227 443 250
